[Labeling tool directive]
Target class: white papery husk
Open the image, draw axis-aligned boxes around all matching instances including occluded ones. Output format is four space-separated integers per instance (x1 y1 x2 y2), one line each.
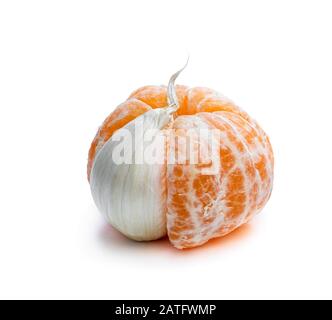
90 108 173 241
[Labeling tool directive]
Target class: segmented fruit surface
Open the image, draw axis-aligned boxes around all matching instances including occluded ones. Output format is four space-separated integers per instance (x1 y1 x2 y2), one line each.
88 85 274 249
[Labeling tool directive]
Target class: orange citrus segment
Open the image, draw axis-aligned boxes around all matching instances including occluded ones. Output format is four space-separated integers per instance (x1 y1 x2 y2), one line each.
198 95 237 113
166 115 221 248
129 85 168 109
214 111 274 213
186 87 216 114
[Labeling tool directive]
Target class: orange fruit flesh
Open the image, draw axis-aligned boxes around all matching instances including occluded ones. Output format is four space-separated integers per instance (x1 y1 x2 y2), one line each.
88 85 274 249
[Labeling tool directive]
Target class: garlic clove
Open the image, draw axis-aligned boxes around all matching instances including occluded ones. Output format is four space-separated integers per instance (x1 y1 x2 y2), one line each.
90 108 171 241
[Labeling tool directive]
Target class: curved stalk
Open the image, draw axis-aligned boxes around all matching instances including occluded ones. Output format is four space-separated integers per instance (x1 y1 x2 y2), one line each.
167 56 189 114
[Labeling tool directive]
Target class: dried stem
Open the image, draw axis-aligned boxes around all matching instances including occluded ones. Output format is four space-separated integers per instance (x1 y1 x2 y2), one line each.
167 56 189 114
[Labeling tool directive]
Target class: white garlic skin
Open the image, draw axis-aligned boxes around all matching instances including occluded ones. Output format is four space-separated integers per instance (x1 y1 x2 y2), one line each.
90 108 172 241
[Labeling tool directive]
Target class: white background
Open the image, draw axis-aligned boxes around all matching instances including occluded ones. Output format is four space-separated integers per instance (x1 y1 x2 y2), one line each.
0 0 331 300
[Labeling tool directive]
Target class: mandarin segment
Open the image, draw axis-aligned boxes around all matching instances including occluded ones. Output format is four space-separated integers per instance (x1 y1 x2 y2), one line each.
167 115 224 249
129 85 168 109
199 112 265 225
213 111 274 213
186 87 216 114
197 94 235 114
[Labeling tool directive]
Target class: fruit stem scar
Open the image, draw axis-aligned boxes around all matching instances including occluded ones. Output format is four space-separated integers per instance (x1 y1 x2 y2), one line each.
167 56 190 114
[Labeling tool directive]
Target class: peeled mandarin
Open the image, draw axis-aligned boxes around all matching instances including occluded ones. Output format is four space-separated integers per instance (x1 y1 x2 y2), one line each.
88 85 274 249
